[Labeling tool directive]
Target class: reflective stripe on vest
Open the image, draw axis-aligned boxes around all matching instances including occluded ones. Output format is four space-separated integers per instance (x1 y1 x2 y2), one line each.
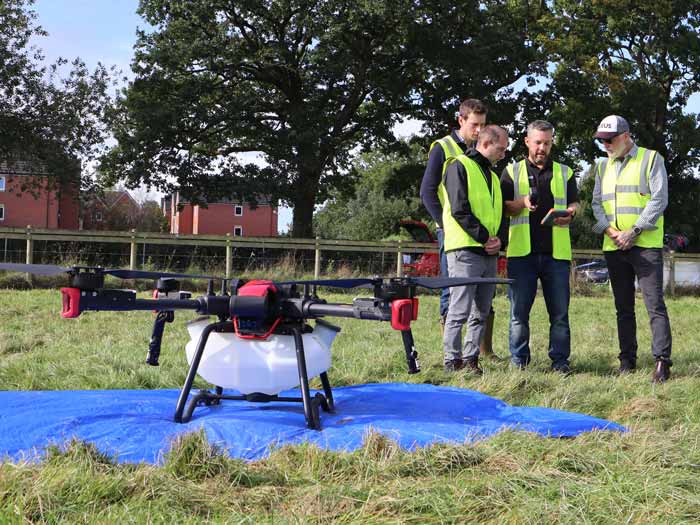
430 135 462 162
505 159 572 260
600 147 663 251
430 135 463 227
438 155 502 252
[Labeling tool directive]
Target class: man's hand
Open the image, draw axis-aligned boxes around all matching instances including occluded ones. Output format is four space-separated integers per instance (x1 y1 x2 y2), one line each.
522 195 537 212
616 228 639 251
484 236 501 255
553 206 577 226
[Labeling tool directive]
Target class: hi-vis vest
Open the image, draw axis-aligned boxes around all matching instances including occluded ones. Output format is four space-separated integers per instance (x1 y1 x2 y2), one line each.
506 160 573 260
430 134 463 228
438 155 502 252
430 134 462 161
598 147 663 251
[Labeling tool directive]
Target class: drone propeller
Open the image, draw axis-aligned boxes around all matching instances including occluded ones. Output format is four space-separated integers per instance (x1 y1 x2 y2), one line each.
405 276 512 289
274 276 511 289
274 278 378 288
0 263 217 281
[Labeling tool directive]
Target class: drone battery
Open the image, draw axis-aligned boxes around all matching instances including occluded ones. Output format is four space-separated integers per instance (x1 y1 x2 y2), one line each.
184 318 339 395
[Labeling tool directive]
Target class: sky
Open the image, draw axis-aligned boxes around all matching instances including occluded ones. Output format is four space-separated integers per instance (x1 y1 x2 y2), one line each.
28 1 700 232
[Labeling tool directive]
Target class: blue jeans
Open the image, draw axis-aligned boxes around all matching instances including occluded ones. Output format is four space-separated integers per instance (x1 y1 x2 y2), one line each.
437 228 450 316
507 254 571 368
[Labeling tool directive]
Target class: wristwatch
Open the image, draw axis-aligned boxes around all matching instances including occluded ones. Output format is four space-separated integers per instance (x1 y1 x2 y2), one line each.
632 226 642 237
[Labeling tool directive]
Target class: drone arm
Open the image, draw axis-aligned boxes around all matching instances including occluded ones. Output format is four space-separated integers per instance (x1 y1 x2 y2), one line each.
60 288 203 318
305 300 392 322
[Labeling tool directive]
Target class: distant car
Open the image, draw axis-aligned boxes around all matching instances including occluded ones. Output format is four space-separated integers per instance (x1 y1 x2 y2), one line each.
575 260 609 284
664 233 689 252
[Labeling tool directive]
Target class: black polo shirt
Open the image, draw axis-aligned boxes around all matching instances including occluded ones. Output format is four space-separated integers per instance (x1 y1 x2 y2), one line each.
500 158 579 255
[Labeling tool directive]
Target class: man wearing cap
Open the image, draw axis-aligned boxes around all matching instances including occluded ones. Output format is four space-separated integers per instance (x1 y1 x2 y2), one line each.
591 115 672 383
501 120 579 374
421 99 501 367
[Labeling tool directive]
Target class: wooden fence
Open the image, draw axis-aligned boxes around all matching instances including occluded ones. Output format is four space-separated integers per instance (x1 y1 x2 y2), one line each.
1 226 698 294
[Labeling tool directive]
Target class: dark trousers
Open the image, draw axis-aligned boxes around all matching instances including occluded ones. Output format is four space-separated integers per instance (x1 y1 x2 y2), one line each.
507 254 571 368
437 228 450 317
604 247 672 365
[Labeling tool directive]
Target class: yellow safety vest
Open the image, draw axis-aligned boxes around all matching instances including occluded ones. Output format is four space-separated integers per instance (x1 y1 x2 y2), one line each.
430 134 462 162
432 135 463 223
438 155 502 252
599 147 663 251
505 160 572 260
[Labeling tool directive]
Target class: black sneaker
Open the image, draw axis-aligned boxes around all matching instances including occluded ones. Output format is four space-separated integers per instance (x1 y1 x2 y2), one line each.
444 358 464 372
551 364 572 376
618 360 636 375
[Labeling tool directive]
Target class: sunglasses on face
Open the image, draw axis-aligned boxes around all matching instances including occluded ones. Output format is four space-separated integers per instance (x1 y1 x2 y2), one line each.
597 137 614 144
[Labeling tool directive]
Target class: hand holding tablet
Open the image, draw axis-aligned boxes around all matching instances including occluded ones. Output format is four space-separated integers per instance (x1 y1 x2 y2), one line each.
540 208 571 226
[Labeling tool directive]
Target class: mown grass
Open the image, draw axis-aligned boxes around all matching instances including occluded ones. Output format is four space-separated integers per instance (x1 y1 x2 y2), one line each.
1 286 700 523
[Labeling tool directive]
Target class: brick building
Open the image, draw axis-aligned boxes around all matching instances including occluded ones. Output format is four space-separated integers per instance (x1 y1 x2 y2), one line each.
162 194 278 236
80 189 141 230
0 159 79 229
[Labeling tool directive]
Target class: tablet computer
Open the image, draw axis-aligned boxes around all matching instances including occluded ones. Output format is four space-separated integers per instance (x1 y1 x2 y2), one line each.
540 208 570 226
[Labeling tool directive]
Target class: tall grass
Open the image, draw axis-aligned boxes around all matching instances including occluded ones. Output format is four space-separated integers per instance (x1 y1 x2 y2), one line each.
1 288 700 523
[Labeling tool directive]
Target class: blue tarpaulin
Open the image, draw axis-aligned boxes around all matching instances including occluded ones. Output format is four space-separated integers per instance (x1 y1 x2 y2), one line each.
0 383 625 463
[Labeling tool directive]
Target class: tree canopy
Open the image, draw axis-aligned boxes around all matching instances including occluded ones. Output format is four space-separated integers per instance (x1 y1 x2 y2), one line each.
0 0 116 188
102 0 539 238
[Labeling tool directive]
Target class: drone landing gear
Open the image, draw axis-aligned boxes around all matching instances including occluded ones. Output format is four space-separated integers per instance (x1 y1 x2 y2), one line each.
173 321 335 430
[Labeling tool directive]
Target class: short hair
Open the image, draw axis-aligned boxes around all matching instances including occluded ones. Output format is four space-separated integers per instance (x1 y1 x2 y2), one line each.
527 120 554 135
458 99 488 119
477 125 506 146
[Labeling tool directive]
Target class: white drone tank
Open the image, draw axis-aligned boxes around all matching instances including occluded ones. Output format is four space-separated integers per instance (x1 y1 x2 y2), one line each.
184 318 339 395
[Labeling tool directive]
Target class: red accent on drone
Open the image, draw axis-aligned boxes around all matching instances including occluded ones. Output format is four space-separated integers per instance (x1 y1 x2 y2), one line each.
233 279 281 340
238 279 278 296
390 298 419 331
60 288 82 318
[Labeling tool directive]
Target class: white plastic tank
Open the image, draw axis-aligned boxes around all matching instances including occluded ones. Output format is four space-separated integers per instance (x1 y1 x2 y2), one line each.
184 318 339 395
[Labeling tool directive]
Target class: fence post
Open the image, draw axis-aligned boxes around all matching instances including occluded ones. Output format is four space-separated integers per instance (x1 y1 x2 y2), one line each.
396 239 403 277
25 225 33 265
129 229 137 270
225 233 232 279
25 225 34 284
314 236 321 279
667 250 676 297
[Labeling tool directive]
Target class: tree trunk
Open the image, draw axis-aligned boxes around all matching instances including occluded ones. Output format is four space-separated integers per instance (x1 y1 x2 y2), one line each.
290 172 319 238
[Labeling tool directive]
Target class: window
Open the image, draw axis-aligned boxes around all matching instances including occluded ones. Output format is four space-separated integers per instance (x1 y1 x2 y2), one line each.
233 226 243 236
0 204 4 221
0 176 5 191
95 211 103 222
234 205 243 216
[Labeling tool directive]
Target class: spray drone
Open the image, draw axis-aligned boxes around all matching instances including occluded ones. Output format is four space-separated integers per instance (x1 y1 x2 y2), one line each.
0 263 509 430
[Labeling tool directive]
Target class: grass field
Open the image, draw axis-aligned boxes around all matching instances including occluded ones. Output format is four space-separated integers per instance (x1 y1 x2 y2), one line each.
1 286 700 523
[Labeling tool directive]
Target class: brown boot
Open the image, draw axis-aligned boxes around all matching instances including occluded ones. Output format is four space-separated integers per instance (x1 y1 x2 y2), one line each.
464 357 483 376
652 360 671 383
479 310 503 361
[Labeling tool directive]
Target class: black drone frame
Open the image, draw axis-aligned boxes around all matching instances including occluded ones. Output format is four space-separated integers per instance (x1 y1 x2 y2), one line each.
1 263 510 430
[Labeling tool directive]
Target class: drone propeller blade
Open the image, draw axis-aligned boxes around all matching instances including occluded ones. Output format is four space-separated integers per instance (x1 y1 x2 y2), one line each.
407 276 512 289
104 269 218 280
274 278 380 288
0 263 73 276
